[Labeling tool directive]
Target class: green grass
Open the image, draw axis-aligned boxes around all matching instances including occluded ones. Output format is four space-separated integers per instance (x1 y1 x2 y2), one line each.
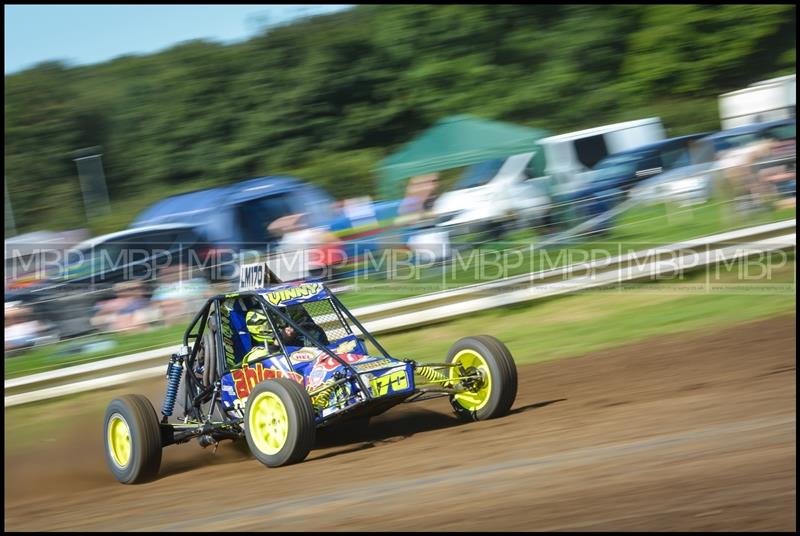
4 200 794 378
367 254 795 366
338 201 795 308
4 323 188 379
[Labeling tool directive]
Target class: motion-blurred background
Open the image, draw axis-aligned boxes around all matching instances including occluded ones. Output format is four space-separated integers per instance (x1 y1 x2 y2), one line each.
4 4 796 389
4 5 797 532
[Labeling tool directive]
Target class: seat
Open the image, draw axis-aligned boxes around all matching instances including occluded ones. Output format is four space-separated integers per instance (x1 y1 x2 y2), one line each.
223 299 254 365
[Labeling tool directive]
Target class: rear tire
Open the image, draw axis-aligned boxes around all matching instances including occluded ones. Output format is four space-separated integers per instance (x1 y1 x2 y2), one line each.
244 378 316 467
103 394 163 484
445 336 518 421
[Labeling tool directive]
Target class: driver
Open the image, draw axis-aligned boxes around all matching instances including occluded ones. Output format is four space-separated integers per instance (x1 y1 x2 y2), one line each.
279 305 330 347
242 307 328 365
243 310 280 364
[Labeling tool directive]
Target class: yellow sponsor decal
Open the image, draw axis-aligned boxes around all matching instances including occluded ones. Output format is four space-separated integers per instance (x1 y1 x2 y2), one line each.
334 339 357 354
265 283 322 306
355 358 394 372
370 369 409 397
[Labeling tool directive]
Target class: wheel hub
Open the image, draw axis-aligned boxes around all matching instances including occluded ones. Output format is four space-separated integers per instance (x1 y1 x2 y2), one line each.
107 413 132 468
248 392 289 455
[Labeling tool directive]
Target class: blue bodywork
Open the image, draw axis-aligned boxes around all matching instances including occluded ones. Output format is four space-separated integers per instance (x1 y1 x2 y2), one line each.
701 118 795 153
131 177 419 281
563 133 711 222
215 281 416 423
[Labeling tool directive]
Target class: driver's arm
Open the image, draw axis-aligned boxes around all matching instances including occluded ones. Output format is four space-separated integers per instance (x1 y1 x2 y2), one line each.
281 306 327 346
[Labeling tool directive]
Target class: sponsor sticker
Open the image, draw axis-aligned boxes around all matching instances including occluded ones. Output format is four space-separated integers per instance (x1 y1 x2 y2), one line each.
289 348 322 362
333 339 358 354
264 283 323 306
369 369 409 397
353 358 396 372
231 362 304 400
307 366 328 390
313 352 368 371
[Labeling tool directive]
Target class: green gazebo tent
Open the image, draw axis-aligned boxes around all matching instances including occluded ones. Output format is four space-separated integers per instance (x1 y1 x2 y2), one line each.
377 114 550 199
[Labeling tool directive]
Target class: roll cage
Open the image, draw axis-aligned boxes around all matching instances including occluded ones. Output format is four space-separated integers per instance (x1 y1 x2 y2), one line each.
175 285 399 426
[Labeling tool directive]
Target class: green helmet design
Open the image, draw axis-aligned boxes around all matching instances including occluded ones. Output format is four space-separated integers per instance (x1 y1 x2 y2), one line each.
245 310 273 343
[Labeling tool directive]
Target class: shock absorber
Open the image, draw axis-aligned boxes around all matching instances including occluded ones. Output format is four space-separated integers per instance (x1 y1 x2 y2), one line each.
311 382 338 410
415 365 449 385
161 350 185 419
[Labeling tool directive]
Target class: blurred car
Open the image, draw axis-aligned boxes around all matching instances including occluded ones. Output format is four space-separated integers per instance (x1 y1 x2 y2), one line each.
631 119 796 206
4 229 90 291
132 176 342 281
563 133 711 221
433 118 669 238
15 224 209 340
51 223 208 289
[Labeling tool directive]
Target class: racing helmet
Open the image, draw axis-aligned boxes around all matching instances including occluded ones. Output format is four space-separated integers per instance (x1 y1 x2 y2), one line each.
245 310 273 343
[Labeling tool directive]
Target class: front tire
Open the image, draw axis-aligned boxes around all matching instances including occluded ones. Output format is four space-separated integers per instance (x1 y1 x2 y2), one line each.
103 394 163 484
244 378 316 467
446 336 518 421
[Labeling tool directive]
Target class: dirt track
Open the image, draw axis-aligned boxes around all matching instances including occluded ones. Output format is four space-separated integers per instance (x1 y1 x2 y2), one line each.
4 315 796 531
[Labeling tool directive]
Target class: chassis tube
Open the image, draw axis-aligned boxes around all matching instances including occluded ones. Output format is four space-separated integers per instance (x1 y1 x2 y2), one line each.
254 294 374 400
328 291 393 359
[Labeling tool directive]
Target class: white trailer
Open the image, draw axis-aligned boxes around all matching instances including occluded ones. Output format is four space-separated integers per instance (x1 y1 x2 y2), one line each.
719 74 796 130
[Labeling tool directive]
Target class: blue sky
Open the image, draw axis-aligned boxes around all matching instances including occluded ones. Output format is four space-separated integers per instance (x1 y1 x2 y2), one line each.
4 5 353 74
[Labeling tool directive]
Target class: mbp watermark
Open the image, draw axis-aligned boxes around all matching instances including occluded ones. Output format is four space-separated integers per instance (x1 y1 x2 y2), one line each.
4 238 794 297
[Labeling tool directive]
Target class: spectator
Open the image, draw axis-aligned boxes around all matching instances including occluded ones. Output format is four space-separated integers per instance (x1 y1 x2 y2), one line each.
91 280 159 332
5 302 50 351
758 138 796 210
151 263 212 324
268 213 344 282
399 173 439 220
717 141 773 212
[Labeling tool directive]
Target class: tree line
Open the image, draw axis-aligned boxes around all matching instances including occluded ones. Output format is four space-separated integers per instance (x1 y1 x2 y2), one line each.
4 4 795 235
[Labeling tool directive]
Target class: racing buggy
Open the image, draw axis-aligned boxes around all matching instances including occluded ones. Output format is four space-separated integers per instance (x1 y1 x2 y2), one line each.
103 263 517 484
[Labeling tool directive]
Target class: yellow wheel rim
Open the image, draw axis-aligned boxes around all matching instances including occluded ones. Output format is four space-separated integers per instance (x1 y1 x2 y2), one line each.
450 349 492 411
248 392 289 455
107 413 132 468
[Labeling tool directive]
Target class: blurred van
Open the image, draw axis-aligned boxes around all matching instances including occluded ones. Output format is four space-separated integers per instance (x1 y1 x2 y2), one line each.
569 132 710 220
433 152 550 237
132 176 339 281
132 176 336 249
633 118 796 206
433 118 666 236
534 117 667 199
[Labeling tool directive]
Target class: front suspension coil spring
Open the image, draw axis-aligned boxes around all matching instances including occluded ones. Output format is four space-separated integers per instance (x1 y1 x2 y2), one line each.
311 383 338 410
415 366 449 384
161 358 183 418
